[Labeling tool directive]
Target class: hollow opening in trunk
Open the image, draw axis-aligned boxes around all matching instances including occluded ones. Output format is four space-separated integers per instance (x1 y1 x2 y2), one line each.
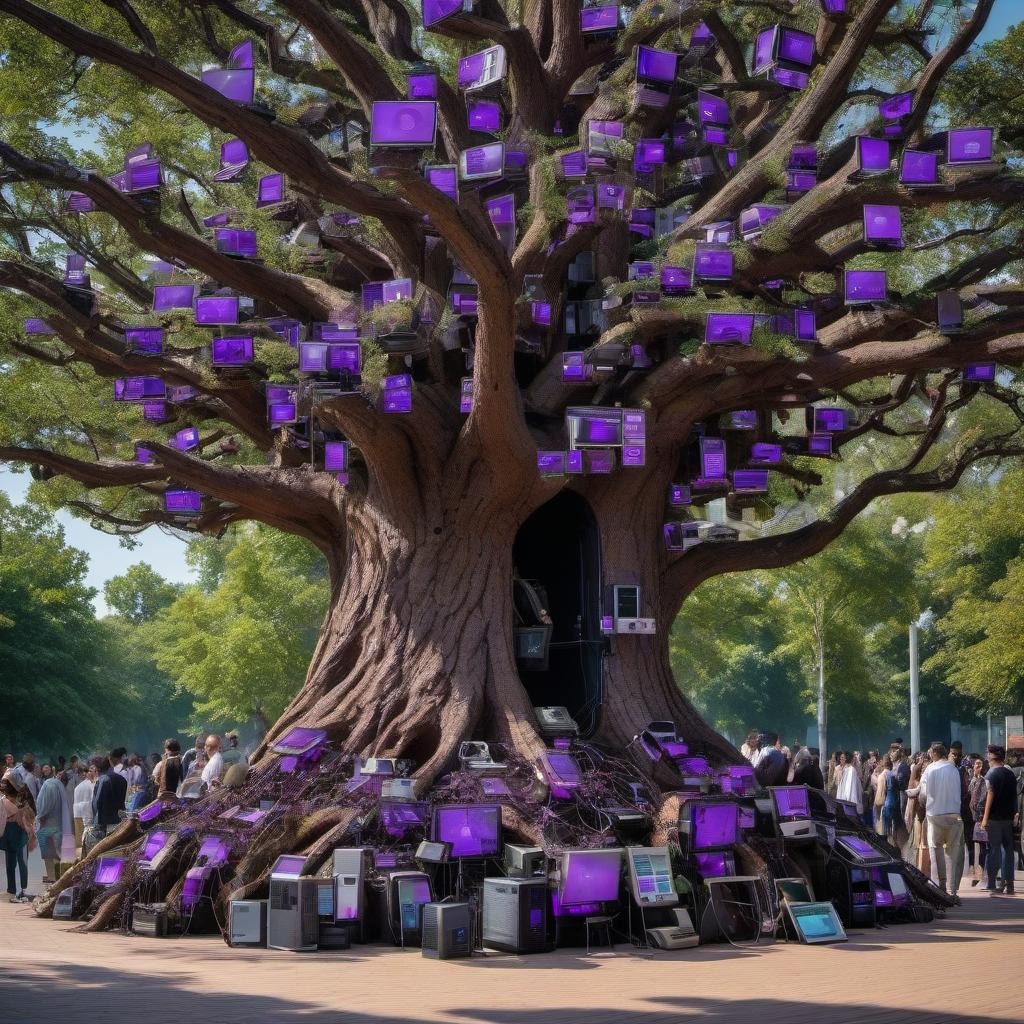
512 491 604 736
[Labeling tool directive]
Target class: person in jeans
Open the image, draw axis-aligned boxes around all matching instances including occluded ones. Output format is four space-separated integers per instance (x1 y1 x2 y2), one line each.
918 741 965 897
980 744 1018 895
1 775 35 901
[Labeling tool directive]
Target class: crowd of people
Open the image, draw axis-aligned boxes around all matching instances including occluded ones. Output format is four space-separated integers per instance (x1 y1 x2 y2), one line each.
742 731 1022 900
1 731 247 902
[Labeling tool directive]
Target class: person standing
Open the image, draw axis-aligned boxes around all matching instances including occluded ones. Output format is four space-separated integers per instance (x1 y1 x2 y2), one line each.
904 758 928 869
1 775 35 901
791 747 825 789
35 765 73 884
919 742 966 897
980 744 1018 895
200 735 224 788
181 734 206 778
740 730 759 762
72 765 96 854
90 752 128 844
220 731 247 769
152 739 183 796
968 756 989 887
12 753 40 800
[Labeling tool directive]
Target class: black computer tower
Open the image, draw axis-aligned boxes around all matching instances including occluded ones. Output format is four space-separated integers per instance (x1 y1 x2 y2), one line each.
422 902 472 959
482 878 548 953
827 859 877 928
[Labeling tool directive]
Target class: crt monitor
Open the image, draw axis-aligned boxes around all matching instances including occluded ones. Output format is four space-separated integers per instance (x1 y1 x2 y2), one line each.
559 848 623 907
690 802 740 851
432 804 501 857
626 846 677 907
771 785 811 822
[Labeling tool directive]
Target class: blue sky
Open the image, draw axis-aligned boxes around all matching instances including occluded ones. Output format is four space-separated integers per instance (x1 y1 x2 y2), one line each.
1 2 1020 612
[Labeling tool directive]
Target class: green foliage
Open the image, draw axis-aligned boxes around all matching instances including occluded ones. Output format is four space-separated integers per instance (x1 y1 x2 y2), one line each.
147 525 330 728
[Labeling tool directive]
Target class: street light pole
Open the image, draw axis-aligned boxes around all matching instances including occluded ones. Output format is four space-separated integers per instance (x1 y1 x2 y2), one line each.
909 623 921 754
816 629 827 765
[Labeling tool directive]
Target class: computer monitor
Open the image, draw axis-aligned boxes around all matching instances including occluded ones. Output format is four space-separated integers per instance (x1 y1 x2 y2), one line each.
813 407 848 432
164 490 202 514
691 802 740 851
469 99 501 133
369 101 438 148
201 68 255 104
211 336 253 366
785 901 847 944
460 142 505 181
863 205 902 247
457 45 506 92
94 856 126 886
697 90 729 127
432 804 501 857
422 0 472 29
626 846 677 907
271 854 309 877
580 4 619 33
272 728 327 755
837 835 891 864
568 407 624 448
856 136 890 175
152 284 196 311
963 362 996 382
694 245 733 281
947 127 993 164
540 750 581 798
844 269 887 304
705 313 754 345
558 848 623 907
636 45 677 84
750 443 782 465
776 877 813 903
900 149 939 186
733 469 769 493
771 786 811 823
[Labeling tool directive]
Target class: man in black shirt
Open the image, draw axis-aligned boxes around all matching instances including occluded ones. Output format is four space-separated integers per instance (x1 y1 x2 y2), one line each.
981 744 1019 895
90 751 128 841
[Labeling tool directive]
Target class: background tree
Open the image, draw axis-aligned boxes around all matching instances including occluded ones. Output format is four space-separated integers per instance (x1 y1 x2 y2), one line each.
0 0 1022 896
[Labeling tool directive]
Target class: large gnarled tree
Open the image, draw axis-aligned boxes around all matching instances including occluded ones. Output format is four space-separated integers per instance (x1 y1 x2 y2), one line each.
1 1 1023 836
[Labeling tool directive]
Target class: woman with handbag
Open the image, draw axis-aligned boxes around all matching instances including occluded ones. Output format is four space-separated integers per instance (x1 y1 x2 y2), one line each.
968 756 989 886
1 773 36 902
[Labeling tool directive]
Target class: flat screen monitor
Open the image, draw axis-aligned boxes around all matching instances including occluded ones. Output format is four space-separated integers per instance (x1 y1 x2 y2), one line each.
863 204 902 245
963 362 996 382
837 799 859 820
626 846 676 907
738 806 756 829
776 877 813 903
195 295 240 326
694 245 733 281
210 336 253 366
175 427 200 451
753 28 776 74
422 0 470 28
750 442 782 464
457 45 505 92
691 802 740 851
856 136 890 175
844 269 887 304
733 469 769 492
705 313 754 344
469 99 501 133
568 407 623 448
153 284 196 311
141 831 169 864
636 45 677 84
785 901 847 944
880 91 913 122
94 856 126 886
164 489 202 514
558 848 623 906
771 785 810 821
814 407 847 432
947 127 993 164
201 68 254 104
460 142 504 181
795 308 817 342
808 433 833 456
580 4 619 33
432 804 501 858
697 90 728 127
837 835 890 863
777 27 815 67
369 101 437 148
125 327 163 354
900 149 939 185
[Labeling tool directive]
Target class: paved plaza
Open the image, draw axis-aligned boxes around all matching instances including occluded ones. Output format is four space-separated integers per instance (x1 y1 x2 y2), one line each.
2 847 1021 1024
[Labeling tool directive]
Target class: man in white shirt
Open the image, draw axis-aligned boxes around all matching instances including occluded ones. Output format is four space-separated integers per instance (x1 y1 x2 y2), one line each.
919 741 965 897
72 765 97 853
200 735 224 788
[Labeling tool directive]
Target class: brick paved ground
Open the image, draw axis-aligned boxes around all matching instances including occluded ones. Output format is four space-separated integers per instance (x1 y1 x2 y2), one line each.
2 847 1022 1024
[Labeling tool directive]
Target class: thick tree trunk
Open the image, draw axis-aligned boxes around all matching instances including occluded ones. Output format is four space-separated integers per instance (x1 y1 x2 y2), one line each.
260 466 739 784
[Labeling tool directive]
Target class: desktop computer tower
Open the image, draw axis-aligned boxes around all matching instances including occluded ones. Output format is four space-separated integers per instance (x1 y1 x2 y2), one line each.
332 846 370 938
385 870 433 946
268 877 319 951
482 878 548 953
421 902 472 959
229 899 268 947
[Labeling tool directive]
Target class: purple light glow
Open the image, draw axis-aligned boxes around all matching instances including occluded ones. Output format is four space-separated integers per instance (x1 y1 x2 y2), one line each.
733 469 769 492
636 45 677 83
900 149 939 185
407 72 437 99
705 313 754 345
370 101 437 147
580 5 619 33
857 136 891 174
963 363 996 382
433 804 501 857
692 802 740 850
94 857 126 886
947 127 994 164
844 269 887 304
195 295 239 325
152 285 196 312
165 489 202 514
559 848 622 906
772 786 810 819
750 442 782 464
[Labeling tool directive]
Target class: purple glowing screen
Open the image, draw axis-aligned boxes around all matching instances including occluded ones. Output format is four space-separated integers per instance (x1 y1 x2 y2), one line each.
661 266 691 292
370 101 437 147
153 285 196 311
94 857 126 886
691 802 740 850
845 269 887 303
705 313 754 344
880 91 913 121
422 0 465 28
963 363 996 382
165 489 201 513
753 29 775 73
698 90 729 126
324 441 349 471
772 786 811 819
947 127 993 163
695 852 731 878
751 442 782 464
636 45 677 83
469 100 501 133
733 469 769 492
257 173 285 204
808 433 833 455
201 68 254 104
272 727 327 754
142 831 169 862
195 296 239 325
901 149 939 184
580 5 618 32
272 854 307 876
126 327 163 353
695 246 733 279
700 436 727 480
814 408 847 432
407 72 437 99
863 205 902 243
433 804 501 857
857 137 890 172
461 142 505 180
839 836 877 859
211 336 253 366
559 848 622 906
778 28 815 67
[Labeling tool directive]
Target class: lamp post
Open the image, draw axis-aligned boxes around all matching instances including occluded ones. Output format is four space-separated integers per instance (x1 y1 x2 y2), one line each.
909 610 933 754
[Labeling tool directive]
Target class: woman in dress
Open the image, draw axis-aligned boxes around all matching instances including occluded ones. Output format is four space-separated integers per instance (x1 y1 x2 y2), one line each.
836 751 864 809
904 757 929 875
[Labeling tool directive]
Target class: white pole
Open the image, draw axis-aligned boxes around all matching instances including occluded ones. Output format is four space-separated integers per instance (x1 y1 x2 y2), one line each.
909 623 921 754
987 713 992 746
